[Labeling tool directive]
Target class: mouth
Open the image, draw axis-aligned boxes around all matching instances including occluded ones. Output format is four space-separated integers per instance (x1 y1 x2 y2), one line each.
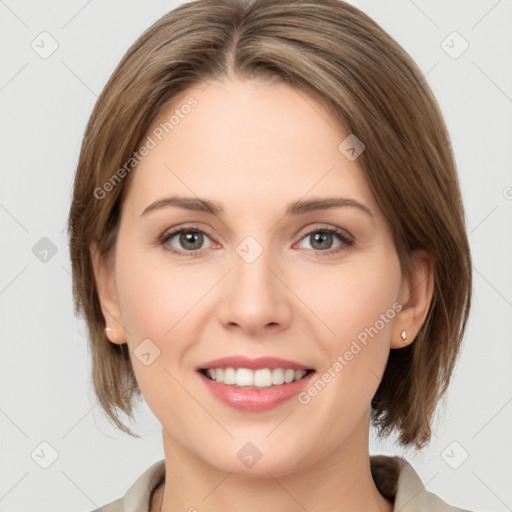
196 356 316 412
197 367 316 412
198 367 316 389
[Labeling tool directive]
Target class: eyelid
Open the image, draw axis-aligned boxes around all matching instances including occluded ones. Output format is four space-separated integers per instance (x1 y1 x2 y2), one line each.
296 223 354 243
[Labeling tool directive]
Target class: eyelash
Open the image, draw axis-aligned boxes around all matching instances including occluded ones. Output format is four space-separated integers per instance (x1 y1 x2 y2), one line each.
158 224 355 258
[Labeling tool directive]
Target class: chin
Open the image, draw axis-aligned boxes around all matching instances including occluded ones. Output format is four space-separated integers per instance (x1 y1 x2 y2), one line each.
199 443 310 478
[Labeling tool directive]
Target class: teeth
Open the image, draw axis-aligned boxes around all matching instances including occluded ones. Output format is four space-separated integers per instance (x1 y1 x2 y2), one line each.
224 367 236 385
204 367 309 388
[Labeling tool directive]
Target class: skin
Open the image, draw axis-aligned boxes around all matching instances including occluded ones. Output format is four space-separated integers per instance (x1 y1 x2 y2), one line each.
92 76 433 512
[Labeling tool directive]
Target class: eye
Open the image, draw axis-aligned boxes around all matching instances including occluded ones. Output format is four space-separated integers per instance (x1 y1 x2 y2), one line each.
159 225 354 258
159 227 214 257
296 226 354 255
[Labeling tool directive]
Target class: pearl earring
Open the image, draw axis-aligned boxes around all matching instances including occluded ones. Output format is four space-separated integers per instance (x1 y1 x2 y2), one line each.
401 330 408 342
104 327 118 332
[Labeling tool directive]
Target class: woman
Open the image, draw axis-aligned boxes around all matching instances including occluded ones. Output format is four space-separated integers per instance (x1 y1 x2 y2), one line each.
68 0 473 510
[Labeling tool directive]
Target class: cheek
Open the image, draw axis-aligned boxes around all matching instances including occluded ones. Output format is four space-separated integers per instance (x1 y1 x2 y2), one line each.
299 255 400 407
113 247 220 405
297 254 401 417
115 262 189 429
116 248 204 337
302 255 401 344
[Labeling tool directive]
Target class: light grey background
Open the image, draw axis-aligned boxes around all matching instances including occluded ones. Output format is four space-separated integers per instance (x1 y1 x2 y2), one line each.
1 1 511 511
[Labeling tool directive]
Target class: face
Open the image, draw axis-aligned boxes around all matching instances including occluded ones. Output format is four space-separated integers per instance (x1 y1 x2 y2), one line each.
96 77 416 476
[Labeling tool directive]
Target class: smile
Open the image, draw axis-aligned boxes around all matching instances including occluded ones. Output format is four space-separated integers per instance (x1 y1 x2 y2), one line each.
200 367 315 388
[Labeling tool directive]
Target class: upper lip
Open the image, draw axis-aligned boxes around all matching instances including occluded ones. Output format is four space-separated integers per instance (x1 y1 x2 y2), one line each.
197 356 314 371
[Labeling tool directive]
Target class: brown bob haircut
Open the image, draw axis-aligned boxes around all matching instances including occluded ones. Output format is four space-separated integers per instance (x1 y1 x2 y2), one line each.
68 0 472 448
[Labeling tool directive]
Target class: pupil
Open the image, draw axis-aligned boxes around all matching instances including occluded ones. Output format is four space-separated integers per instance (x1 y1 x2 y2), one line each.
181 230 203 250
312 232 332 250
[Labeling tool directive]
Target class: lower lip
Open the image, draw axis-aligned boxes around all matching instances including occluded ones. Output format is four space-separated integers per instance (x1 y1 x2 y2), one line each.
198 371 315 412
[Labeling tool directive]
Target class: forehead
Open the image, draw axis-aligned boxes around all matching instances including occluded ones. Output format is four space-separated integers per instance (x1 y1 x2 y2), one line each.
121 78 377 218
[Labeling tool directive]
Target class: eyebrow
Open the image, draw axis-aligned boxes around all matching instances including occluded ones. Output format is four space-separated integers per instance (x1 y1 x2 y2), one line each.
140 195 373 218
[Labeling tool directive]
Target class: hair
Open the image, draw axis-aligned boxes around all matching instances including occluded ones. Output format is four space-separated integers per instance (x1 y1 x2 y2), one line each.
67 0 472 448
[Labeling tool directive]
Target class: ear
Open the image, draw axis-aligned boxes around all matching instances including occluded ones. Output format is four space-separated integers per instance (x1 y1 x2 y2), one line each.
391 249 434 348
90 242 127 345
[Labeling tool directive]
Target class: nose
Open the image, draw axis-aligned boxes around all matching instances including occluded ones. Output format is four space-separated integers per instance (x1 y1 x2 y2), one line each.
217 241 292 336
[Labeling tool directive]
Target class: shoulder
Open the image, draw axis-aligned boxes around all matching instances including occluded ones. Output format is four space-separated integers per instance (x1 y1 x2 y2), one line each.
88 459 166 512
88 456 477 512
370 454 475 512
88 496 123 512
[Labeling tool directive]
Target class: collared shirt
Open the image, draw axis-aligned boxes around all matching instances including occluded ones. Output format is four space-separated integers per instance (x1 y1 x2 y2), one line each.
90 455 473 512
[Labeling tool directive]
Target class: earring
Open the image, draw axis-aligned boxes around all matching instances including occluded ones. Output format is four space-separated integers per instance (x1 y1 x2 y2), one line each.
401 330 408 342
104 327 118 333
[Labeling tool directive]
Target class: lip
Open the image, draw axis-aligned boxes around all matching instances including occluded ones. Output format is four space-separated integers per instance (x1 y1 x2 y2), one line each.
198 369 315 412
196 355 313 371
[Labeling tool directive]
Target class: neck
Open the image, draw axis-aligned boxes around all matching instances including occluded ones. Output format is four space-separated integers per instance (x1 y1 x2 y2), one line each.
154 412 393 512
